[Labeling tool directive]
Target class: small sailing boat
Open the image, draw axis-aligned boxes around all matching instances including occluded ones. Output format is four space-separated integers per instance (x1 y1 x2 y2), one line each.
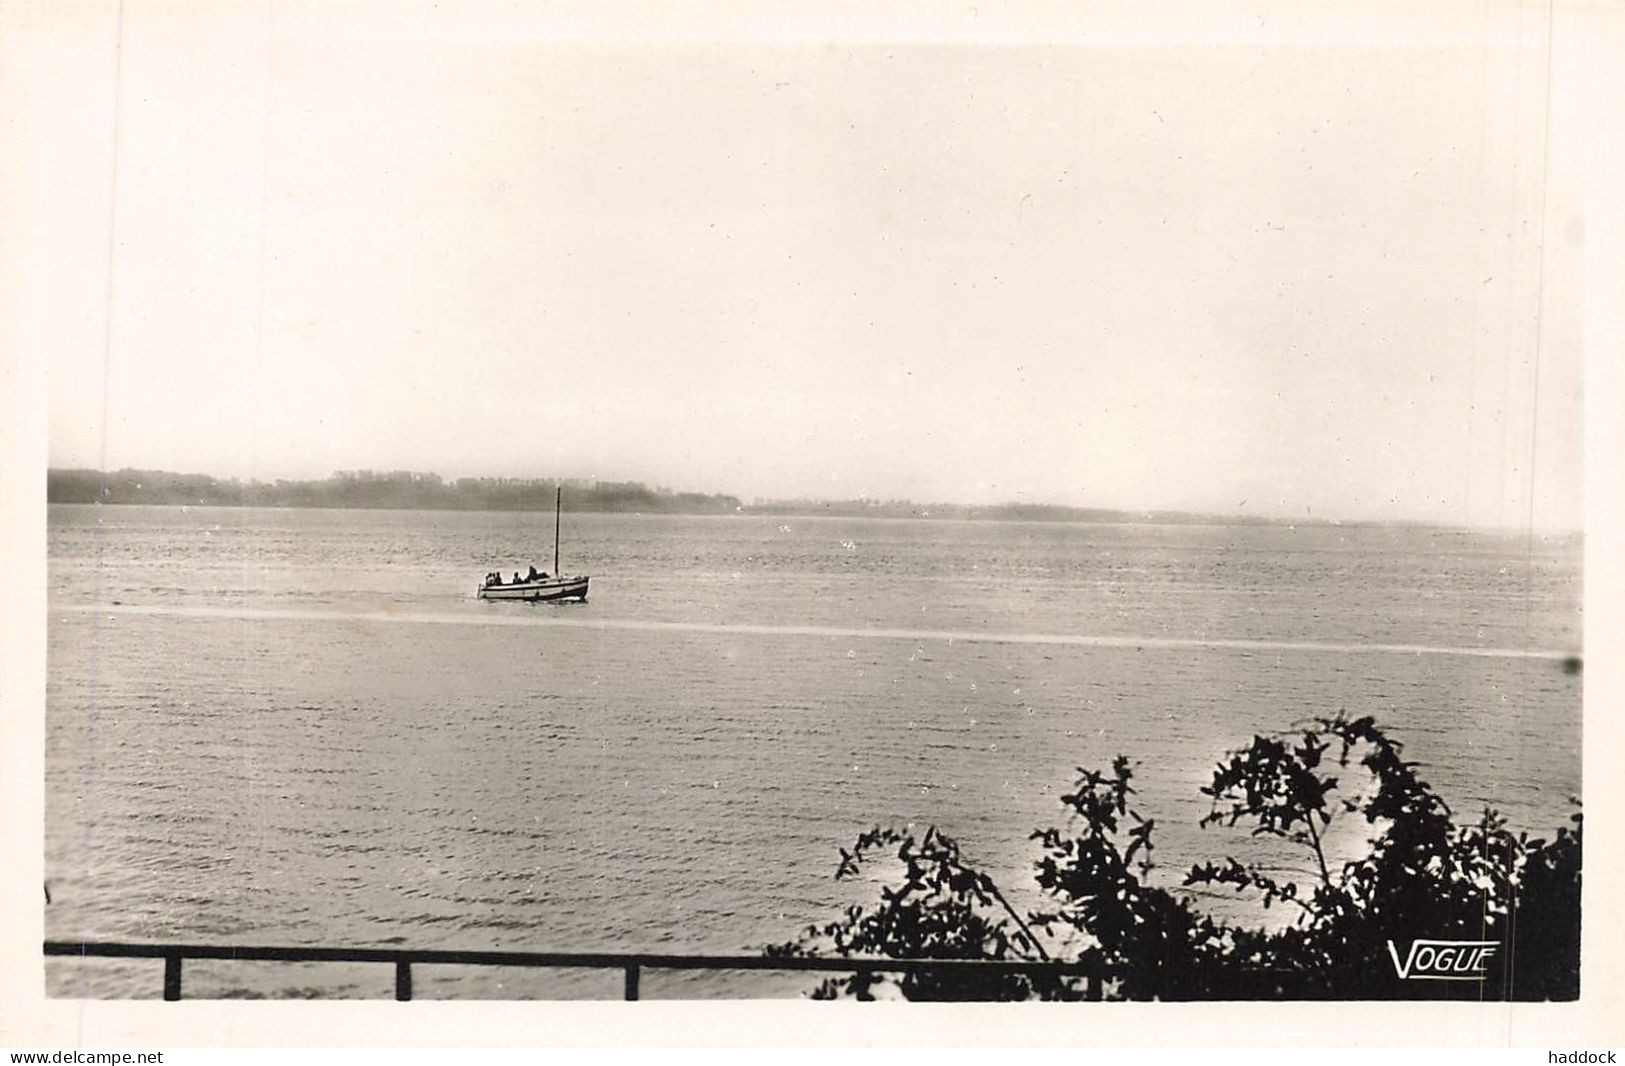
477 486 590 602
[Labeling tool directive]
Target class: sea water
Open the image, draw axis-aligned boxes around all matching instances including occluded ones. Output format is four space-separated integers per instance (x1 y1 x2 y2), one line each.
44 505 1583 998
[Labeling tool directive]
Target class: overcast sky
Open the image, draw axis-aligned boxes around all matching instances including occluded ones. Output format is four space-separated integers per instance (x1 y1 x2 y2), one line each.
40 2 1584 528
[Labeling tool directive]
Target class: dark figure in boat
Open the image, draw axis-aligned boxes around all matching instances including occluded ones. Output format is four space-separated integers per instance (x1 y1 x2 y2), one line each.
483 568 551 588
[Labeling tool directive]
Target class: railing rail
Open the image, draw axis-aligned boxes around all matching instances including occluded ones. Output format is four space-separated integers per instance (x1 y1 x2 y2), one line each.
45 939 1106 1001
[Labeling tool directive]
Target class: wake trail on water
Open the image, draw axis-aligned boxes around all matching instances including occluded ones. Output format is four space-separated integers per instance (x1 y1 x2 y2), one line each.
57 602 1575 661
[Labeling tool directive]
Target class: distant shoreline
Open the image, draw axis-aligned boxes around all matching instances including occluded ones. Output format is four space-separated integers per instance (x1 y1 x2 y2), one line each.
45 468 1576 535
41 466 1300 526
48 467 743 517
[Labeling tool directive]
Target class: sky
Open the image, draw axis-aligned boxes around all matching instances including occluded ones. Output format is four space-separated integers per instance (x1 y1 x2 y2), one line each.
37 2 1586 528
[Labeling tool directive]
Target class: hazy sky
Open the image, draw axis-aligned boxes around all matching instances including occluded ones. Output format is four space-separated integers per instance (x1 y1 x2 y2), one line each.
41 3 1584 528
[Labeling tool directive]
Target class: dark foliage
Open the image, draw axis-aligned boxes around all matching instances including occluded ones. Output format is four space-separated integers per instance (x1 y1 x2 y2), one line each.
772 714 1580 1001
765 826 1076 1000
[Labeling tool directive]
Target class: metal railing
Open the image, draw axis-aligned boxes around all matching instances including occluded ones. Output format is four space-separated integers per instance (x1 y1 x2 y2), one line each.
45 939 1106 1001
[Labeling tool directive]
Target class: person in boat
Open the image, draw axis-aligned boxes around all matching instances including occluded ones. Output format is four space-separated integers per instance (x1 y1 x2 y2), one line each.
513 572 521 584
527 565 539 581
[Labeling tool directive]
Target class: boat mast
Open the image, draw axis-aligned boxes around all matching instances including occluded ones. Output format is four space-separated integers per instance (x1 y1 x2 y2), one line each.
554 485 562 577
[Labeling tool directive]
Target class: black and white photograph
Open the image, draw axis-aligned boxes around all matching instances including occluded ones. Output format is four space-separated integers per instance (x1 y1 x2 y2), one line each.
5 0 1623 1050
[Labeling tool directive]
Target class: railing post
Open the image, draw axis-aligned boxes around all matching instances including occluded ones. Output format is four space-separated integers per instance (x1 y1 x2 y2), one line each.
1087 967 1103 1001
855 967 875 1001
623 963 640 1001
395 960 413 1001
162 954 182 1001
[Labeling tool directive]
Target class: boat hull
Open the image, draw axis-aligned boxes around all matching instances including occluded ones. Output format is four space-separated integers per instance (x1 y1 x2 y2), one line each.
477 576 590 602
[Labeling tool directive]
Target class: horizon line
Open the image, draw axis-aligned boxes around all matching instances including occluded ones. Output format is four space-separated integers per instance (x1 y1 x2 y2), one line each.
43 464 1584 537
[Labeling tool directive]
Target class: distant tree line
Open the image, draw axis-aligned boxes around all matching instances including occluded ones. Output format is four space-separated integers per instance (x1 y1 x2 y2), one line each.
46 468 743 514
47 468 1367 525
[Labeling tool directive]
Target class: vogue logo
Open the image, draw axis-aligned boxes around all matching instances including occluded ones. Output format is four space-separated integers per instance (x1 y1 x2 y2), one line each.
1386 939 1498 980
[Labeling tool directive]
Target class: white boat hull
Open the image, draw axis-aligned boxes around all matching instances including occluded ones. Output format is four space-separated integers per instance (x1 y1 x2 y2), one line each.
477 575 590 602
